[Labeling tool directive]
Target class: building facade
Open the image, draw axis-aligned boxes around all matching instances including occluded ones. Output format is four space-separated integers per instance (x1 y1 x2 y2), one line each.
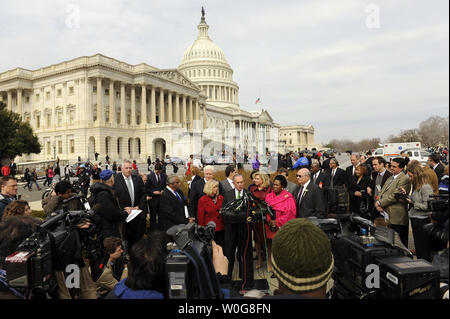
0 10 315 164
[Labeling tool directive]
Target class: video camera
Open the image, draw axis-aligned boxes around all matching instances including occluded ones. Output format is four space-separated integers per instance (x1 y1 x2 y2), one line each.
220 192 276 224
424 194 449 252
309 213 441 299
165 222 223 299
4 195 101 299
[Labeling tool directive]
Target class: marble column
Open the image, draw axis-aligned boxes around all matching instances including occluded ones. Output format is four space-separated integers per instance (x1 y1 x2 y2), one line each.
167 91 173 123
175 93 180 124
96 78 103 124
189 97 193 130
7 91 12 111
195 99 200 130
202 104 207 129
120 83 126 125
159 89 165 123
109 81 115 125
182 95 187 128
141 84 147 127
17 89 23 120
150 86 156 124
131 85 136 126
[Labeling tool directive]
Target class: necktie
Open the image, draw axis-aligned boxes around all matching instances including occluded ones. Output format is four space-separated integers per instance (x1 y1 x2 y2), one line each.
174 191 183 202
237 191 241 199
297 186 304 203
156 173 160 184
331 170 335 186
125 177 134 206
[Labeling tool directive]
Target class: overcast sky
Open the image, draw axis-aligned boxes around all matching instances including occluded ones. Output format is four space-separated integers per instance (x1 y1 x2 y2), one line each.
1 0 448 144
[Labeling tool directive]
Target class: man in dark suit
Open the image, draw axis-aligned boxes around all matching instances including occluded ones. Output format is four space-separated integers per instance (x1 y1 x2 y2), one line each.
428 153 445 183
322 159 346 187
367 156 392 220
188 165 215 220
310 162 325 187
292 168 326 218
321 159 347 215
321 152 334 172
158 174 194 232
219 165 236 196
145 163 167 231
114 160 147 250
222 174 254 289
345 153 360 187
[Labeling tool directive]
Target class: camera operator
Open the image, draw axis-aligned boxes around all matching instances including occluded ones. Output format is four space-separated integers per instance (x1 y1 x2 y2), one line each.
106 231 169 299
91 237 128 298
42 180 82 217
0 216 42 299
268 218 333 299
90 170 132 241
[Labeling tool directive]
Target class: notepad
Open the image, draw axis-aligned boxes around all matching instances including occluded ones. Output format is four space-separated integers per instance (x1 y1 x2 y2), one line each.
126 209 142 223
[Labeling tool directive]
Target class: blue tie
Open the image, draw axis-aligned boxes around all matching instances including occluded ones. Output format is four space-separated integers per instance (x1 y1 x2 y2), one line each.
174 191 183 202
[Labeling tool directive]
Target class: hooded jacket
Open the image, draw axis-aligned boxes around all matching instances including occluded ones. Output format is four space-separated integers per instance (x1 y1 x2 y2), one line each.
90 182 128 239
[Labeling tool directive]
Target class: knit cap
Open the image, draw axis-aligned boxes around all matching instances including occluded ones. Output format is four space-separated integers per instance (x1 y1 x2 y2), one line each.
100 169 113 181
271 218 334 293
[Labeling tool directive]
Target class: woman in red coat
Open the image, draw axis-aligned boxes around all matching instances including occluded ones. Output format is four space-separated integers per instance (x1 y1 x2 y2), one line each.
265 175 297 274
197 179 225 247
248 171 272 270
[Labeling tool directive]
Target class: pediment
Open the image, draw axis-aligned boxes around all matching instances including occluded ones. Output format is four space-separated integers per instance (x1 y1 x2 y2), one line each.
150 69 199 90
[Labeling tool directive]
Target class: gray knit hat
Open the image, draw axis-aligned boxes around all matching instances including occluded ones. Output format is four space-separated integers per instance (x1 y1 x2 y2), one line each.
271 218 334 293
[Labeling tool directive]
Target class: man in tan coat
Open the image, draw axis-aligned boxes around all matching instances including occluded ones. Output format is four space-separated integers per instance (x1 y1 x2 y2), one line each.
375 158 411 248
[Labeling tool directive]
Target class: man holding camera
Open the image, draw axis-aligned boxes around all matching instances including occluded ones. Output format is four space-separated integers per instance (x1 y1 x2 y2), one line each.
42 180 82 216
375 157 411 248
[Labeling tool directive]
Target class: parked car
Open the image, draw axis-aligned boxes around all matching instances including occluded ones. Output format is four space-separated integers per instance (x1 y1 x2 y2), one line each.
216 155 233 165
168 157 184 165
203 155 218 165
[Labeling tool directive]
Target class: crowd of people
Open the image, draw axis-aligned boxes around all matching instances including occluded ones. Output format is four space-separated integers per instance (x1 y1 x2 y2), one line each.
0 146 448 299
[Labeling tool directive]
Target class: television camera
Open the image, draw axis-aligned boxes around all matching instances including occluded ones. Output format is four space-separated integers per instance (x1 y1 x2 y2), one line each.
309 213 441 299
165 221 224 299
423 194 449 252
4 194 101 299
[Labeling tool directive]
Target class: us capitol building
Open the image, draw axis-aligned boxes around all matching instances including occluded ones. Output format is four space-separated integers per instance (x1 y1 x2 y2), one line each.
0 10 317 163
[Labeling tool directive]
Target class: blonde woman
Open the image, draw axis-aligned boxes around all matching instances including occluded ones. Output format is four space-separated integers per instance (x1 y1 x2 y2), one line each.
399 162 433 261
248 171 272 270
197 179 225 247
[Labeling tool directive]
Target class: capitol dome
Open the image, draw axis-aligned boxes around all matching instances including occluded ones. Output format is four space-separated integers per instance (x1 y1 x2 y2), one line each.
179 9 240 108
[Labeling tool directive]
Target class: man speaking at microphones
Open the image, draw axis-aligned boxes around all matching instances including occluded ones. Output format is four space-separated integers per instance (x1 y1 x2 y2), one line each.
221 174 254 291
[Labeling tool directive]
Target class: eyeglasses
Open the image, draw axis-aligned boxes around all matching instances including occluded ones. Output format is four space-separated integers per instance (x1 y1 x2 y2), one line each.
296 175 305 178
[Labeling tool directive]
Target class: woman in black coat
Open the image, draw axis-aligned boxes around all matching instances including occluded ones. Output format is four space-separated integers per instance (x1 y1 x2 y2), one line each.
90 172 130 240
350 165 371 218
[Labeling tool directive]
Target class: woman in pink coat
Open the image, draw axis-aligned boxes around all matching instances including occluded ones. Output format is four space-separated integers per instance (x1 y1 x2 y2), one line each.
264 175 297 273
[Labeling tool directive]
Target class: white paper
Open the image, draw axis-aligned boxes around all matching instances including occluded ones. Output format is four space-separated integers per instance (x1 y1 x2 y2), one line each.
126 209 142 223
381 210 390 221
184 206 189 219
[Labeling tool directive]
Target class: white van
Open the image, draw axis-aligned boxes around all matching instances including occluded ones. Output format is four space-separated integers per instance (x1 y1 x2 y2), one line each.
404 149 430 166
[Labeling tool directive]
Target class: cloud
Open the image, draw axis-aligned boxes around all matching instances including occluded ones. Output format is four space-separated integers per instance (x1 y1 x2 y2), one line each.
0 0 448 145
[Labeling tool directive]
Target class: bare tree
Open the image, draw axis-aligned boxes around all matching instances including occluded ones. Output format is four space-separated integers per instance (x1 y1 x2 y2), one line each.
419 116 449 147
